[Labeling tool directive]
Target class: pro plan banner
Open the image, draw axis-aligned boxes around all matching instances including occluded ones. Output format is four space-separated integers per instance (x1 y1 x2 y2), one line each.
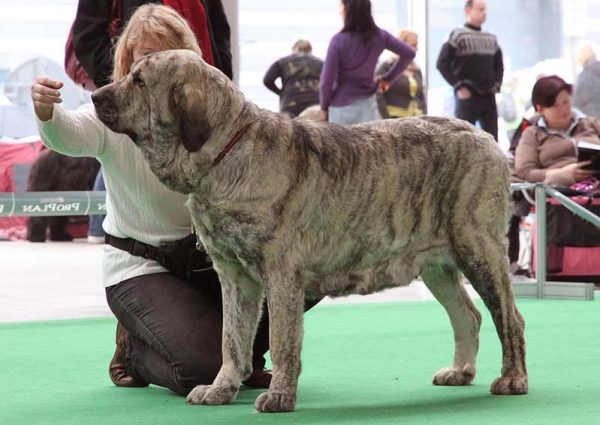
0 191 106 217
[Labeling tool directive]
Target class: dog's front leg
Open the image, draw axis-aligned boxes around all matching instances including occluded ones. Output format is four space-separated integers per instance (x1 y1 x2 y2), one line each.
186 270 263 406
254 275 305 413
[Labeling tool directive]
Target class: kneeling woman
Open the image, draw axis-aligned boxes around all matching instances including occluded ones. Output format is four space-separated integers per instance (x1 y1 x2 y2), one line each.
31 4 319 396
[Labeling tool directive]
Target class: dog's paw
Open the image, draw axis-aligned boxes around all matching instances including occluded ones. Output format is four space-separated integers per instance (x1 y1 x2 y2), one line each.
433 365 476 386
186 384 238 405
490 375 528 395
254 391 296 413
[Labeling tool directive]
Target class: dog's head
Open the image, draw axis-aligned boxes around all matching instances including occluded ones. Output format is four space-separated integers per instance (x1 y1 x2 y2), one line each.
92 50 239 192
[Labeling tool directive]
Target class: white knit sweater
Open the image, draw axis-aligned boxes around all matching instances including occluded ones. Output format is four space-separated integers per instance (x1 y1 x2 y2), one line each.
36 103 192 287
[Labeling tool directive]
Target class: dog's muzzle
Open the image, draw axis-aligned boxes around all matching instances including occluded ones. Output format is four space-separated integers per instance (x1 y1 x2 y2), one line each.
92 88 139 143
92 89 119 126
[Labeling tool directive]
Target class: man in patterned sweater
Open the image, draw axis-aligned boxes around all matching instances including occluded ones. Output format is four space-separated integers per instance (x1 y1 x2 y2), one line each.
436 0 504 141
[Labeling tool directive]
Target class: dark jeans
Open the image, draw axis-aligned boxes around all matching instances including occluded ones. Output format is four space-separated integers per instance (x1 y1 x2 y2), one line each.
455 93 499 142
106 270 320 396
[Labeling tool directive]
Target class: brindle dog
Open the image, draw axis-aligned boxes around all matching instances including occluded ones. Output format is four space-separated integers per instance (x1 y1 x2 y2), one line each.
92 50 527 413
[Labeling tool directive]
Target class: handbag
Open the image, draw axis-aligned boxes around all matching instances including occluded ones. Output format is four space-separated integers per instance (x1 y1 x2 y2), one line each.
546 196 600 247
64 0 122 91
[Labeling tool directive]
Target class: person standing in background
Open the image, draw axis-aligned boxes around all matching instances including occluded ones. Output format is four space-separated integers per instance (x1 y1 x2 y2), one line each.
497 75 526 142
319 0 415 125
263 39 323 118
73 0 232 88
573 41 600 119
376 28 425 119
436 0 504 141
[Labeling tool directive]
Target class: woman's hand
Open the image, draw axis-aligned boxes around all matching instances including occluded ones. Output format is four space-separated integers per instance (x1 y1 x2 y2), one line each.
31 77 64 122
544 161 595 186
374 77 390 93
567 161 595 182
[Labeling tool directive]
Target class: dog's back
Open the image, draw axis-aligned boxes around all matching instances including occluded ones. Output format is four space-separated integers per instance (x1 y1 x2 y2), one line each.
276 116 510 296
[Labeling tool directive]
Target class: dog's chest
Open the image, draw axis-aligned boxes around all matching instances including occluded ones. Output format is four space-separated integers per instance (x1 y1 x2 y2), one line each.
187 195 273 270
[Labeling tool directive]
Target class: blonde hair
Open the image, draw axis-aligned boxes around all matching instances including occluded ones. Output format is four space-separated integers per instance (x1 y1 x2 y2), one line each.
292 39 312 54
395 28 419 71
396 28 417 44
575 41 597 68
112 4 202 81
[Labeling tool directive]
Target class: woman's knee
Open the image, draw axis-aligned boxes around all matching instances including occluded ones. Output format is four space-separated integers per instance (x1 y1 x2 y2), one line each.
172 361 221 395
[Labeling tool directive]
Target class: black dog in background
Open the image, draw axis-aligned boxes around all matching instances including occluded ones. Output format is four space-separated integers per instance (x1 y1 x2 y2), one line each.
26 149 100 242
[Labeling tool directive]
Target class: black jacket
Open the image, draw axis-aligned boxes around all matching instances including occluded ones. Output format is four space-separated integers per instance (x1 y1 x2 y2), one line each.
262 53 323 114
72 0 232 88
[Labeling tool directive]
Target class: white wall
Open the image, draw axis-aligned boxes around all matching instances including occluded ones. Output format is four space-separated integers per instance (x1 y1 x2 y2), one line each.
0 0 78 74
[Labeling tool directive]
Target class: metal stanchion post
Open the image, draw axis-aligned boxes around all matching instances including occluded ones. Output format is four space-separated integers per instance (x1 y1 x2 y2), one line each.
534 185 547 298
510 182 594 300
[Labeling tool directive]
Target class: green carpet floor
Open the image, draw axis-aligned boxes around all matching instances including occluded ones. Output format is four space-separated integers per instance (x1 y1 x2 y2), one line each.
2 298 600 425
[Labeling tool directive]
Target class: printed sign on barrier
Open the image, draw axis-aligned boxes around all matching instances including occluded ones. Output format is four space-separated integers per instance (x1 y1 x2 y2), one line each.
0 191 106 217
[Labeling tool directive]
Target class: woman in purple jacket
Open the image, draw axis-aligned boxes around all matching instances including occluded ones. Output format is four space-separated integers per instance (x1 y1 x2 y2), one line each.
319 0 415 125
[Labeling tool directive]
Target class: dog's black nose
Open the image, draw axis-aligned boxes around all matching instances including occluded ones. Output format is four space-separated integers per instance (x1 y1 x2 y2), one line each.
91 91 104 106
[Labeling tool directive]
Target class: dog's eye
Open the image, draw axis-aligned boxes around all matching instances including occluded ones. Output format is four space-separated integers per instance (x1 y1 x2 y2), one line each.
134 77 145 87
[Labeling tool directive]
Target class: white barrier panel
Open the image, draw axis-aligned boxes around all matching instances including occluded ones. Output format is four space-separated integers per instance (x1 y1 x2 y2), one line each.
0 191 106 217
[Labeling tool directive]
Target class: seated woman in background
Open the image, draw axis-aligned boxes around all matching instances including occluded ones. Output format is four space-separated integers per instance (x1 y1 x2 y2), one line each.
515 75 599 187
375 28 426 119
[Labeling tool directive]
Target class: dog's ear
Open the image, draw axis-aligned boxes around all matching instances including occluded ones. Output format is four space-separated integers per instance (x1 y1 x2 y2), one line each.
170 83 212 152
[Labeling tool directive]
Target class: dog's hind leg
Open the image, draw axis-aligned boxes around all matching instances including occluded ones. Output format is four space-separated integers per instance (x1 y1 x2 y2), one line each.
186 263 264 406
421 259 482 386
454 231 528 395
254 270 305 413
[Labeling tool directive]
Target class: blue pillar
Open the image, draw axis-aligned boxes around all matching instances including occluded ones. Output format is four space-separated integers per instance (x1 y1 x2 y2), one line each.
395 0 411 28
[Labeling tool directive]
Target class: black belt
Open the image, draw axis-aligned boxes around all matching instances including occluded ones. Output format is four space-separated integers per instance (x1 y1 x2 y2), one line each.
105 233 214 282
105 234 161 261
